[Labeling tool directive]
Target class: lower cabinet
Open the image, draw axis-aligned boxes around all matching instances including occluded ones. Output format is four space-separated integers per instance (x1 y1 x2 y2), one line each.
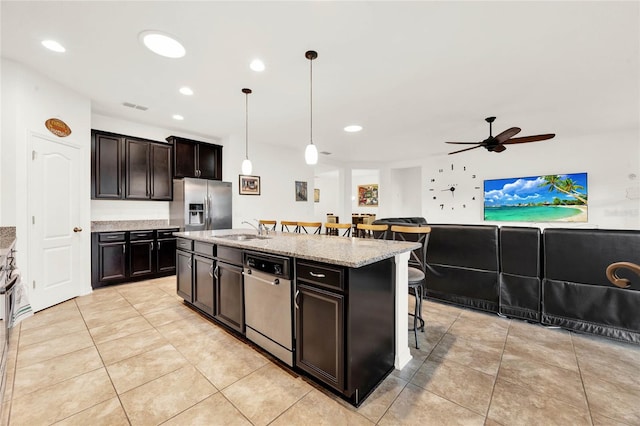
91 228 178 288
296 284 344 391
97 241 127 282
176 249 193 302
176 243 244 334
193 254 215 316
295 258 395 406
215 260 244 333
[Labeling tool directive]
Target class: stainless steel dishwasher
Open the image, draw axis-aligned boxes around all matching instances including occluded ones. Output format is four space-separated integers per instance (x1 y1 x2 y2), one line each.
242 251 294 366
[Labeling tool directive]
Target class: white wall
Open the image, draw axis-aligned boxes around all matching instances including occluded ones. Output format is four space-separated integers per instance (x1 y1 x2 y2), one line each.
389 167 422 217
227 133 317 229
313 171 340 222
1 58 92 294
384 127 639 229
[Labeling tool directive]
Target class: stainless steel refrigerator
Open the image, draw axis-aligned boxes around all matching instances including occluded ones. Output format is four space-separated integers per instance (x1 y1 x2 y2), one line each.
170 178 232 231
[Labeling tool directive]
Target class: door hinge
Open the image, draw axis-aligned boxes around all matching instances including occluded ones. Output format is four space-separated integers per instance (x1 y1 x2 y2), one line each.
32 216 35 225
32 280 36 289
32 150 36 160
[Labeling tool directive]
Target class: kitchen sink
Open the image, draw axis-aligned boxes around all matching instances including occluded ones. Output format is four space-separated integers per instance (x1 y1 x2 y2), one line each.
216 233 270 241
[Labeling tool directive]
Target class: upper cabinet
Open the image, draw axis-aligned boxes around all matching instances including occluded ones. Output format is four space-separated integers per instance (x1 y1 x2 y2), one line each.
166 136 222 180
92 130 173 201
92 131 123 199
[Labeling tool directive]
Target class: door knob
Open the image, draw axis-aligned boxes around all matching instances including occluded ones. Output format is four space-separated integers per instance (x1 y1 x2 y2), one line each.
73 227 83 232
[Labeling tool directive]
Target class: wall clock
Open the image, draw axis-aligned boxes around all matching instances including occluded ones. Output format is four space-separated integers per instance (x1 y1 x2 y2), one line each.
427 163 482 210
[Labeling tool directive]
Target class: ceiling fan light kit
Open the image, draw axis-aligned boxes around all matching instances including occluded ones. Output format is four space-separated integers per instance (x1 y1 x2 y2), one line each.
446 117 556 155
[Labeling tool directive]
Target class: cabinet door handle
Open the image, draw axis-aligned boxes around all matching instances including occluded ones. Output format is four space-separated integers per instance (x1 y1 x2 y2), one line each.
187 258 192 269
150 241 154 250
213 265 220 279
294 290 300 310
158 241 161 250
209 264 214 278
309 272 326 278
122 244 126 254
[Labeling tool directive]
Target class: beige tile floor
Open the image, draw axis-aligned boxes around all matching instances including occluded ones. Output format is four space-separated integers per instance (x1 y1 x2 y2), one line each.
2 276 640 425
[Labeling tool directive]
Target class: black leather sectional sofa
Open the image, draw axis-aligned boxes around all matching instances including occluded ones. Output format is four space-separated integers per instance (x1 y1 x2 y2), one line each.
374 218 640 344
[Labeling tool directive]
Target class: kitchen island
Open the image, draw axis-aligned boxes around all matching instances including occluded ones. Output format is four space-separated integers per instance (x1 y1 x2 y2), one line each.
174 228 419 406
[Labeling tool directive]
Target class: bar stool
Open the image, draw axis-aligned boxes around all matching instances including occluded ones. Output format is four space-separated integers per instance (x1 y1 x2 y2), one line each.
325 223 352 237
356 223 388 239
390 225 432 349
259 220 277 231
281 221 298 232
297 221 322 234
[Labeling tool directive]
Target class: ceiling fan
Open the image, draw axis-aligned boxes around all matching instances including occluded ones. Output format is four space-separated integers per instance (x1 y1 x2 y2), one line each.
446 117 555 155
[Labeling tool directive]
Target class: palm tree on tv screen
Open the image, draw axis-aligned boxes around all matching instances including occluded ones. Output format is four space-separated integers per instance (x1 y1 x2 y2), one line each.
539 175 587 205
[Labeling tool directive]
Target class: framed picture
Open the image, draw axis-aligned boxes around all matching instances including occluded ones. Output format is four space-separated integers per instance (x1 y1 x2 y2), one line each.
239 175 260 195
314 188 320 203
295 181 308 201
484 172 587 222
358 184 379 206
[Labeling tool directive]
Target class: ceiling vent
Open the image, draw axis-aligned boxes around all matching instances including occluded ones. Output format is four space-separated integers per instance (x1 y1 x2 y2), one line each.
122 102 149 111
320 151 332 155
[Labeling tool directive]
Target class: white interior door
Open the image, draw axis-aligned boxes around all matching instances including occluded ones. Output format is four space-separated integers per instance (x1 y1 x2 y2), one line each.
28 133 82 311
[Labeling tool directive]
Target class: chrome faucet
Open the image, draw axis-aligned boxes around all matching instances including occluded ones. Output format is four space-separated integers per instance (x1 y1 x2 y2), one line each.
242 220 265 235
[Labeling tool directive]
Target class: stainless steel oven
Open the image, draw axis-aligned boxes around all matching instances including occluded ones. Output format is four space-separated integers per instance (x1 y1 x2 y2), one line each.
242 251 293 366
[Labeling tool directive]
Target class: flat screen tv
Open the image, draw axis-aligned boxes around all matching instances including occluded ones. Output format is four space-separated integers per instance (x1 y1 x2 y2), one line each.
484 172 588 222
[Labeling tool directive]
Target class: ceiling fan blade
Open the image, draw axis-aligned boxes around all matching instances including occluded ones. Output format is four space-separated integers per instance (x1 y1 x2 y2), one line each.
502 133 556 144
494 127 521 143
448 145 482 155
445 141 481 145
492 144 507 153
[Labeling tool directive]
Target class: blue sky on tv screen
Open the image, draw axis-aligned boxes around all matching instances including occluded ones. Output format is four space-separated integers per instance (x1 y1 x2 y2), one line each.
484 173 587 206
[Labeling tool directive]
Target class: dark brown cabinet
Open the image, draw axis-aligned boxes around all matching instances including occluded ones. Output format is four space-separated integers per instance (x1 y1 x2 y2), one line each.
166 135 222 180
129 231 154 277
92 130 173 201
150 144 172 200
96 233 127 282
215 246 244 333
91 228 178 288
176 247 193 302
157 231 177 272
193 254 215 316
92 132 123 199
295 258 396 406
296 262 345 392
125 139 150 199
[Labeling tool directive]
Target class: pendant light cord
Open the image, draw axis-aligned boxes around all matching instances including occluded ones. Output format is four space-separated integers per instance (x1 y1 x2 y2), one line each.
309 56 313 145
245 92 249 160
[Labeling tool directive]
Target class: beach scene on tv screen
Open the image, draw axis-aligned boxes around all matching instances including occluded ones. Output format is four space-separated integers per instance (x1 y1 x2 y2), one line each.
484 173 587 222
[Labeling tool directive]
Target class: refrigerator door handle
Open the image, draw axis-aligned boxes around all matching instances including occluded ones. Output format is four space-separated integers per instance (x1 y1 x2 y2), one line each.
208 194 212 229
203 196 209 229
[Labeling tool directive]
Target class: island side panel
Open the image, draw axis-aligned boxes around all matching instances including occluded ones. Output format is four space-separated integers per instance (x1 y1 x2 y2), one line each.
346 257 395 404
394 251 412 369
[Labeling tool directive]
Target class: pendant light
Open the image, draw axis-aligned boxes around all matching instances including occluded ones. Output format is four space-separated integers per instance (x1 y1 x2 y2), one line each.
241 88 253 175
305 50 319 165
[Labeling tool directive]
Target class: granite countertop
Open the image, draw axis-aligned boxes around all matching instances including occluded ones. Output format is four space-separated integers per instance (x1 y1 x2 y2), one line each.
91 220 179 233
0 227 16 268
174 229 420 268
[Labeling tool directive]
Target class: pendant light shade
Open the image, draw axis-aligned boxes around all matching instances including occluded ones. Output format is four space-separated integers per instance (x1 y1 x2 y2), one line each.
305 50 318 165
241 88 253 174
305 143 318 165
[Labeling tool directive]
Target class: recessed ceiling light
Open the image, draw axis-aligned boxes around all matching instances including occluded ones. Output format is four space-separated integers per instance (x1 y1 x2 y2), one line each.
41 39 65 53
344 125 363 133
172 114 184 121
139 30 185 58
179 87 194 96
250 59 265 72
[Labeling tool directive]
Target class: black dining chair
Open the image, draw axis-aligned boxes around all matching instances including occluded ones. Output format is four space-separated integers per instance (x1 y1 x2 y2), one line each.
390 225 432 349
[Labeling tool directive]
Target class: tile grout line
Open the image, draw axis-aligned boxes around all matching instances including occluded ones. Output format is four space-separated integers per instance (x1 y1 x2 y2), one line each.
570 332 596 426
